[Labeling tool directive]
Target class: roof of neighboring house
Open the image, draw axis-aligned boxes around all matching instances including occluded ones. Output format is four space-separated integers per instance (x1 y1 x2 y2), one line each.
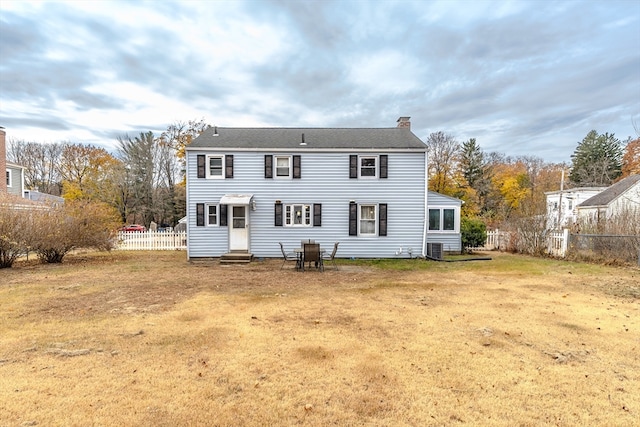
27 190 64 204
578 174 640 208
187 127 427 151
6 161 25 169
545 186 606 196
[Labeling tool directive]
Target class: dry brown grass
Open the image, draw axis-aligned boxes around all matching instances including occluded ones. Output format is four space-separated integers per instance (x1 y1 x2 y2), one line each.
1 251 638 426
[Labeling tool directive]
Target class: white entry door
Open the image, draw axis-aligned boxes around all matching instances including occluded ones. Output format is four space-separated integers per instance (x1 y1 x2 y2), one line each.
229 205 248 251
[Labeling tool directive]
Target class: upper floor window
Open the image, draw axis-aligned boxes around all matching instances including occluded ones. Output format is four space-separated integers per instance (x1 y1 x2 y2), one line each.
275 156 291 178
6 170 11 187
208 156 223 178
360 157 377 178
350 155 388 179
197 154 233 179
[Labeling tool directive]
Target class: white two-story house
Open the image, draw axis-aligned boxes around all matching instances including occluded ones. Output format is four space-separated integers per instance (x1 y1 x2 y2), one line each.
184 117 461 260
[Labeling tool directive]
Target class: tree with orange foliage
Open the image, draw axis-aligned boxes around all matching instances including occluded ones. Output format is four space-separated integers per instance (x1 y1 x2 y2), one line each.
620 138 640 178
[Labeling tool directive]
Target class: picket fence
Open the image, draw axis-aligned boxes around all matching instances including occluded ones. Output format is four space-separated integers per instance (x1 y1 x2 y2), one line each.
478 229 569 257
116 230 187 250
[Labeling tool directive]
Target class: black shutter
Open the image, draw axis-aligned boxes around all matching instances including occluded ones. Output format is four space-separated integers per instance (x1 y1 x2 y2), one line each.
379 155 388 179
275 202 283 226
349 202 357 236
219 205 228 226
197 155 205 178
313 203 321 227
265 155 273 178
293 155 301 179
196 203 205 226
379 203 387 236
349 155 358 178
225 155 234 178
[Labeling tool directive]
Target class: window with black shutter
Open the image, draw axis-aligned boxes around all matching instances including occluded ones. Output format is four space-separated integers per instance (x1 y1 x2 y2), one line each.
313 203 321 226
349 202 357 236
349 155 358 178
378 203 387 236
293 155 301 179
225 155 234 178
274 202 283 226
196 203 205 226
219 205 228 226
265 155 273 178
379 155 388 179
197 155 205 178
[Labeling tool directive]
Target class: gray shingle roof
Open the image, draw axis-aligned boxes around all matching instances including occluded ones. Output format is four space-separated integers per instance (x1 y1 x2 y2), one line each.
187 127 427 151
578 174 640 207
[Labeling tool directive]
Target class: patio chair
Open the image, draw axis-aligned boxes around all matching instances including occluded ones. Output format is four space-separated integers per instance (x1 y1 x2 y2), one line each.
303 243 323 272
322 242 339 270
279 242 297 270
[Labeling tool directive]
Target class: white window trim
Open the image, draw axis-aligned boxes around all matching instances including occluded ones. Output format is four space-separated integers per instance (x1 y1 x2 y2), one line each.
359 203 378 236
206 155 225 179
285 204 311 227
359 155 378 179
206 203 219 226
275 156 292 179
6 170 12 187
428 206 459 233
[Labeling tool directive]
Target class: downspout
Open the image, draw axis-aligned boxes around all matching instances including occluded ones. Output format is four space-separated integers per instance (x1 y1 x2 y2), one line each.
422 150 428 257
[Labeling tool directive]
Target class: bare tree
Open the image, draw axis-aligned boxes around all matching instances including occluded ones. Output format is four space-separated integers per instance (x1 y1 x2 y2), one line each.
426 131 460 194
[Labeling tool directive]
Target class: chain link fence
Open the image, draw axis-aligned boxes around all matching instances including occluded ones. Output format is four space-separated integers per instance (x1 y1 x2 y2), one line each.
568 234 640 265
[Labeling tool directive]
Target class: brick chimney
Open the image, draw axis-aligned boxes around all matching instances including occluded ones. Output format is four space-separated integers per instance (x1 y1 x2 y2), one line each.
0 127 6 193
397 116 411 129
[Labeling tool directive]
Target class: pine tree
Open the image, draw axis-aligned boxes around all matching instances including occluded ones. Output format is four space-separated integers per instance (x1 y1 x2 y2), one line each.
569 130 622 186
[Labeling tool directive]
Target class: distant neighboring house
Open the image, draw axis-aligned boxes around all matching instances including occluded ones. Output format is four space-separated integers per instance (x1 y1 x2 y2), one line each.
545 187 606 229
5 161 25 198
24 189 64 206
576 174 640 224
184 117 462 260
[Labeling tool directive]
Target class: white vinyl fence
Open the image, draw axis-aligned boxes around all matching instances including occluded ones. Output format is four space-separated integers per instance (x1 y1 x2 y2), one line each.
116 230 187 250
478 229 569 257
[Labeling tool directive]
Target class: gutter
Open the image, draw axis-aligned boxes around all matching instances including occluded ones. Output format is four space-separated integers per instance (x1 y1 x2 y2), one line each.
422 151 428 258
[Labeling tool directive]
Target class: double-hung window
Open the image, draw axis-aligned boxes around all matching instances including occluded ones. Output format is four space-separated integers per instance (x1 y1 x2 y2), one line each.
428 207 457 232
359 205 377 235
6 170 11 187
275 156 291 178
360 157 377 178
207 156 223 178
207 204 218 226
285 204 311 226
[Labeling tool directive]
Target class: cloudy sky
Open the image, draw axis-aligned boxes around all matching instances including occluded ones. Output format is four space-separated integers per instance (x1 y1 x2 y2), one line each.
1 0 639 163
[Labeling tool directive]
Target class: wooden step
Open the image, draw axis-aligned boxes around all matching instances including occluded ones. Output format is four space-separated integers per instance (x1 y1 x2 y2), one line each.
219 252 253 264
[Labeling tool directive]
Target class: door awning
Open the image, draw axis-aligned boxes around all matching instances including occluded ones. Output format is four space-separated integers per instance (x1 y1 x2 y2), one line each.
220 194 254 205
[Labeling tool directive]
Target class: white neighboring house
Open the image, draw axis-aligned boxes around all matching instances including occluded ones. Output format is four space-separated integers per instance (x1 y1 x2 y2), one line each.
576 174 640 224
545 187 606 230
6 162 25 198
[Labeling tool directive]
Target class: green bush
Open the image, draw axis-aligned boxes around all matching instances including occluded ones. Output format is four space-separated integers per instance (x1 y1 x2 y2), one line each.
461 217 487 253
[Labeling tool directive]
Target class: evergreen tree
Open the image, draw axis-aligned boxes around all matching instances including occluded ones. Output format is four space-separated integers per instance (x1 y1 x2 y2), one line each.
569 130 622 186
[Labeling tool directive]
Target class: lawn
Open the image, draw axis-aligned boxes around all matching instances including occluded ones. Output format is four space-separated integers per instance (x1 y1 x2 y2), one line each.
0 251 638 426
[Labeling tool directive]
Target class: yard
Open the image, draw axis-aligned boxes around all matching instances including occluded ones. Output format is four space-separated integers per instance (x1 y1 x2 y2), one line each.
0 251 638 426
